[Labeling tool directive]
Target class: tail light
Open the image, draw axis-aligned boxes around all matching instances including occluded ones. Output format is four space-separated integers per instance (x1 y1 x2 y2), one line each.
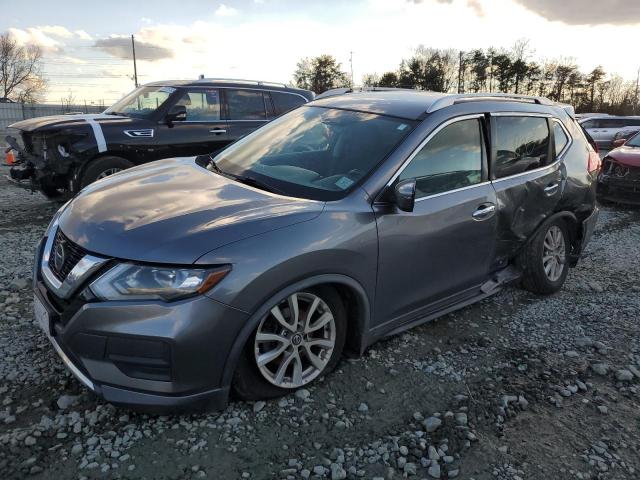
588 150 601 173
5 150 16 166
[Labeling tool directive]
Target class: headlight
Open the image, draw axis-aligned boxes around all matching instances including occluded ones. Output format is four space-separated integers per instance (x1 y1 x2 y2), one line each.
89 264 231 302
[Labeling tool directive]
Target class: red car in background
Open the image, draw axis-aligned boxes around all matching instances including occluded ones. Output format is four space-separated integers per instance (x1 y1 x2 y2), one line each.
598 131 640 205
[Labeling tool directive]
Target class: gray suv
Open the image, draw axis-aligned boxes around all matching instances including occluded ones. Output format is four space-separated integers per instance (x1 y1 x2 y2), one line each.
34 91 599 410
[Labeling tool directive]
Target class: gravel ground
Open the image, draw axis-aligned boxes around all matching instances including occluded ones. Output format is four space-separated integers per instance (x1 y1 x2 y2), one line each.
0 165 639 480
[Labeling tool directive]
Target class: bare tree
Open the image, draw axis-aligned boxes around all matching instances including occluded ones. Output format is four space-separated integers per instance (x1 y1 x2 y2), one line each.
0 33 46 101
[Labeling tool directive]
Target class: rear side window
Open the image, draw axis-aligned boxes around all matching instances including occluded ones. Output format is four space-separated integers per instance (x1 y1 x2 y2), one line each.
493 116 549 179
399 118 483 198
271 92 306 116
226 89 267 120
623 118 640 127
553 121 569 155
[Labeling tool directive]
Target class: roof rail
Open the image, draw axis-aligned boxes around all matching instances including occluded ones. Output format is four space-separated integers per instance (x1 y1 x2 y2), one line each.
315 86 417 100
194 77 289 88
427 93 555 113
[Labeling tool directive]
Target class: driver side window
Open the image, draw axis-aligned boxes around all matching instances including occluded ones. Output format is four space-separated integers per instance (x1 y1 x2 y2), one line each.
399 118 483 198
175 89 221 121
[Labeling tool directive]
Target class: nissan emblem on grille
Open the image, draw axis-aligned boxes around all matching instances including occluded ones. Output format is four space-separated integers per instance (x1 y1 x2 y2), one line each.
53 240 66 272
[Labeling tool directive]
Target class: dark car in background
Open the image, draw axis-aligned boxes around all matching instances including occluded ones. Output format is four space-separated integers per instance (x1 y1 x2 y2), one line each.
6 79 314 197
598 131 640 204
33 91 600 411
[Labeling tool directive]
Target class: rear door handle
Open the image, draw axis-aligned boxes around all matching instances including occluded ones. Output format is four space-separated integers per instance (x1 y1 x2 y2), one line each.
209 129 227 134
544 183 559 196
472 203 496 221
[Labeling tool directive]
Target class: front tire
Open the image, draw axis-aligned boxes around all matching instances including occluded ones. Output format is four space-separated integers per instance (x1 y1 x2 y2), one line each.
519 219 570 294
81 156 133 188
233 286 346 401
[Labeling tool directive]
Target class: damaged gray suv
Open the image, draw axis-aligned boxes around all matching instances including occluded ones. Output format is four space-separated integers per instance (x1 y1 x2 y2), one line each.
34 90 599 410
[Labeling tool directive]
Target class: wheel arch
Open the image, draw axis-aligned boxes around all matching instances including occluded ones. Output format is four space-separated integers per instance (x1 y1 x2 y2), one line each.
520 210 580 265
72 152 135 191
220 273 372 390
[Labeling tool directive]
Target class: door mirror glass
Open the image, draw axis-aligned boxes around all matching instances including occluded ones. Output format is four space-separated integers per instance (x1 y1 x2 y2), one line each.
394 179 416 212
166 104 187 123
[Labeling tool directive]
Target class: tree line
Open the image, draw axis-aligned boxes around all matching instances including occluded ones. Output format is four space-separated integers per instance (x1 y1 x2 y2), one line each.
294 41 639 115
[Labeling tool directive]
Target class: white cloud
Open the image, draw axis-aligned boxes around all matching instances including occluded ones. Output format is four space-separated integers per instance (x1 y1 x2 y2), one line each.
74 29 92 40
8 27 63 52
141 17 153 24
37 25 73 38
215 4 239 16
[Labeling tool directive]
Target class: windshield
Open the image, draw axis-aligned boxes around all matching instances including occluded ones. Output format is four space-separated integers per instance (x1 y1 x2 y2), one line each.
626 132 640 147
213 106 415 200
104 86 176 119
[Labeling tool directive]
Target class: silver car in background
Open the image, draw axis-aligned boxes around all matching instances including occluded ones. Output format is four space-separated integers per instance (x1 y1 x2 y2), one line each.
579 115 640 149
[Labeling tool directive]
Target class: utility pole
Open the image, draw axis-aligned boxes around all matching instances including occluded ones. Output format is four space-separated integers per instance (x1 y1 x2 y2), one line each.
131 34 138 88
457 51 464 94
488 53 493 93
635 66 639 115
349 51 354 88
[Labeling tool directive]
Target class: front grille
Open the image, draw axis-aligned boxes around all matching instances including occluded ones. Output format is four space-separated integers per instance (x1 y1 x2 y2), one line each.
628 165 640 181
49 229 87 282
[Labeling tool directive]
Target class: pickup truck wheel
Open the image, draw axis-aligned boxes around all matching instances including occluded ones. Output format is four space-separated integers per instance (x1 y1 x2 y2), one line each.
81 156 133 188
519 219 570 294
233 286 346 401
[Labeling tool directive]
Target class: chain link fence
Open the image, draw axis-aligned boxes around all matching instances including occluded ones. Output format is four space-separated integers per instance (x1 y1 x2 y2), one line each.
1 103 104 141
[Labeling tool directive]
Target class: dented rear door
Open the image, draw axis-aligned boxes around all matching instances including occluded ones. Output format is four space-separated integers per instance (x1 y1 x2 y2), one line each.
489 113 563 270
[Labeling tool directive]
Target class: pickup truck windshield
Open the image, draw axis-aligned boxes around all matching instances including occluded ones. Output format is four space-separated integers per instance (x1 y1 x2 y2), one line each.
104 86 175 119
213 106 415 201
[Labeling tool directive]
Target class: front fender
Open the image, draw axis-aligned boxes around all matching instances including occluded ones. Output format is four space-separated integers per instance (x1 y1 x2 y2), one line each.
218 273 372 390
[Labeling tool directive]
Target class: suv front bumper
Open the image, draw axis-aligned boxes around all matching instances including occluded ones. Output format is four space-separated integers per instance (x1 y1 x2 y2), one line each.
33 239 248 412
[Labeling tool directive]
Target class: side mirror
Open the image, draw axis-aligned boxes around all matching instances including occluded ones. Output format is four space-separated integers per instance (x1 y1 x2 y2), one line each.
393 179 416 212
612 138 626 148
166 105 187 124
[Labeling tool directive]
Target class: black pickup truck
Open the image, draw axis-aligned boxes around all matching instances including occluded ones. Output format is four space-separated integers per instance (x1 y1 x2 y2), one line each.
6 79 314 197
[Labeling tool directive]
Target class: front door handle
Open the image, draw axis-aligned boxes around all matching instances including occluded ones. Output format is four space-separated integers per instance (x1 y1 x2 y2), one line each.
209 129 227 134
544 183 559 196
472 203 496 221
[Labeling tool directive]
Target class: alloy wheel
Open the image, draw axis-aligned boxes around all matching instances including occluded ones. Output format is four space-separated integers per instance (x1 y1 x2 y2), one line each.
96 168 122 179
254 292 336 389
542 225 566 282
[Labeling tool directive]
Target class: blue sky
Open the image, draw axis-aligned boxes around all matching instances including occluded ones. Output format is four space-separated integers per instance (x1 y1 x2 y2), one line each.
3 0 640 103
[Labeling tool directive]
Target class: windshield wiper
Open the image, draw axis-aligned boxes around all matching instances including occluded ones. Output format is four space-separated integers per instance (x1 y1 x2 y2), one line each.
233 174 285 194
206 156 224 174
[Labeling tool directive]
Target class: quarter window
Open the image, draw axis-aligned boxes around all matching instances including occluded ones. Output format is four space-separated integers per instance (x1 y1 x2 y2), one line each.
553 121 569 155
271 92 306 116
399 118 483 198
226 89 267 120
493 116 550 179
175 89 221 121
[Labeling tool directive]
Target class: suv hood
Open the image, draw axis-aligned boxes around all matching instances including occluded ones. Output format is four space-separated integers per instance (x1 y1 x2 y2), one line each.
9 113 133 132
57 158 324 264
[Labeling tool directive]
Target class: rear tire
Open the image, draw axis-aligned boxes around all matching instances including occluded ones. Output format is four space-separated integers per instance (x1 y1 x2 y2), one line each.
81 156 133 188
233 286 346 401
519 218 570 294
